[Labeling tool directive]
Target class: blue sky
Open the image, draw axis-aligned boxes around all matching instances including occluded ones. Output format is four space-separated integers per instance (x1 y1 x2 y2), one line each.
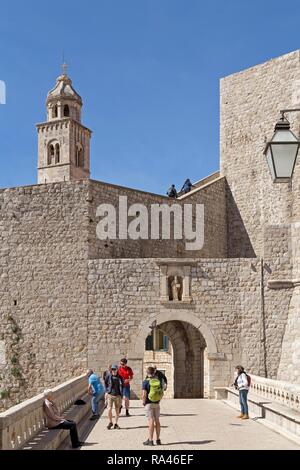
1 0 300 194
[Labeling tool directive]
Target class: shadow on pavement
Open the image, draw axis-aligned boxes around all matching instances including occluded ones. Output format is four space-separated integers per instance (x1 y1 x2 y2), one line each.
162 440 215 446
160 414 197 417
80 442 99 447
121 425 169 430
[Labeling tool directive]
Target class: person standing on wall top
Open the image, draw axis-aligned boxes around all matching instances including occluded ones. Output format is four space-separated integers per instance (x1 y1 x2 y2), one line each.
104 364 124 430
180 178 193 194
87 369 105 420
234 365 250 420
167 184 178 198
118 358 134 416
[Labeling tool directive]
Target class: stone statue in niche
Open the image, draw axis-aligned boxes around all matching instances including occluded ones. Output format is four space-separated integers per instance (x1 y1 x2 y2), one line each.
168 275 183 301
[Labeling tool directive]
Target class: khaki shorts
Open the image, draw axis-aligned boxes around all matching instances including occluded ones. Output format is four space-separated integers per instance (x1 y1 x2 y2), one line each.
107 394 122 411
145 403 160 419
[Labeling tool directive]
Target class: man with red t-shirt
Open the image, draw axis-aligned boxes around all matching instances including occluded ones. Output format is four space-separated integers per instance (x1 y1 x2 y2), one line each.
118 358 134 416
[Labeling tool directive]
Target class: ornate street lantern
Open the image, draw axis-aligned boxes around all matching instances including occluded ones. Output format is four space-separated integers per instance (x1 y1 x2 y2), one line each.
264 115 300 182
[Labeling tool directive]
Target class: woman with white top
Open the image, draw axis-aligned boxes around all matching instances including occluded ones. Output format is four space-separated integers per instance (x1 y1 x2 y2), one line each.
234 365 250 419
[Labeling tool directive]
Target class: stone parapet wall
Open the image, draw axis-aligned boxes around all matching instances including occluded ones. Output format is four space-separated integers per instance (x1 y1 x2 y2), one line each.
87 178 227 259
0 374 87 450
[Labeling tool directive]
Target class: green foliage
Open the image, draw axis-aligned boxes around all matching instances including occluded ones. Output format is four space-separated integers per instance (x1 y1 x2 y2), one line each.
0 389 10 399
10 354 18 365
11 367 22 379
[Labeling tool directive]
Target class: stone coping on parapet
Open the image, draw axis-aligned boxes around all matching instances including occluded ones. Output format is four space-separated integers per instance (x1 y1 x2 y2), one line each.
0 173 224 201
0 178 169 200
220 48 300 81
0 374 87 427
177 175 225 200
0 179 90 193
88 178 170 200
192 170 220 188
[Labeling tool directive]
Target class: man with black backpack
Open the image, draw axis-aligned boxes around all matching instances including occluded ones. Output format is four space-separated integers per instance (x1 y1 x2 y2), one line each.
142 366 164 446
234 365 251 420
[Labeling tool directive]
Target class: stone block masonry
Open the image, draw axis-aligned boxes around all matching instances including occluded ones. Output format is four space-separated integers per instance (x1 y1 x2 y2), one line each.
0 176 227 409
3 49 300 411
87 258 263 399
0 182 90 410
220 49 300 382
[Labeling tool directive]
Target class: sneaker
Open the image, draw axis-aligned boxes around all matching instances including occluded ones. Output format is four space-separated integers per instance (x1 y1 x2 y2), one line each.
90 414 100 420
114 423 120 429
241 414 249 419
72 441 84 448
143 439 154 446
156 439 162 445
107 422 113 430
126 410 130 417
236 414 244 418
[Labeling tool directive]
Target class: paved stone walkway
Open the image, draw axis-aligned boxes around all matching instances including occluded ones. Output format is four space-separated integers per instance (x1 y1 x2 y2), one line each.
77 399 299 450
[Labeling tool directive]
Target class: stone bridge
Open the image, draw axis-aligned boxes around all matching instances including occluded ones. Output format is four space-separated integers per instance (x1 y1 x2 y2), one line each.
1 374 299 450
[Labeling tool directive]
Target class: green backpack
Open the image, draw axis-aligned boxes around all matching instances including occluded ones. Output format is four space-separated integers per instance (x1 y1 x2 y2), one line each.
147 377 164 403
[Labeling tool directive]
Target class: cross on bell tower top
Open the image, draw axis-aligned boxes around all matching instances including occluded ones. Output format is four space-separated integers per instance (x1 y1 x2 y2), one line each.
62 61 68 76
36 65 92 184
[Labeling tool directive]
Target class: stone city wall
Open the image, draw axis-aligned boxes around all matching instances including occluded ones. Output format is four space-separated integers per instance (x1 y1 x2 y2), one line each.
220 50 300 383
87 177 227 260
0 182 90 411
87 257 263 398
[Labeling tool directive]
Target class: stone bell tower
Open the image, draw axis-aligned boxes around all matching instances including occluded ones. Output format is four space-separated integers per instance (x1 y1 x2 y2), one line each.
37 64 92 184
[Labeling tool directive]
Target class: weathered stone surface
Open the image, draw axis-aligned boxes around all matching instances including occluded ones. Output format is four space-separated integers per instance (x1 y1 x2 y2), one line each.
2 49 300 411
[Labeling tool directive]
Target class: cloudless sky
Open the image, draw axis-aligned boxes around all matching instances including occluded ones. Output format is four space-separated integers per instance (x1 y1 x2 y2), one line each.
1 0 300 194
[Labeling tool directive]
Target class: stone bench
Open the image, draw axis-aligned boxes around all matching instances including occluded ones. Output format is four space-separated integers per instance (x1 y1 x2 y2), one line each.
215 387 300 445
22 393 93 450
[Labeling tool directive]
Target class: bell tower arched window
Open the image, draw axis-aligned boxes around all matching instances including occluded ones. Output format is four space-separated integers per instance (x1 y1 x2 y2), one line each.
76 144 84 167
48 142 60 165
64 105 70 117
52 105 58 118
48 144 55 165
55 143 60 163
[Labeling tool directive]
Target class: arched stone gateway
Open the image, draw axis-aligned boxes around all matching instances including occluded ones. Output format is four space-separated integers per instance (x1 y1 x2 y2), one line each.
128 310 226 399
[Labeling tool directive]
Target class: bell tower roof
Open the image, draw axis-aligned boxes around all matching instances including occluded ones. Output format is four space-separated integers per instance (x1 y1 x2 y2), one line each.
46 65 82 106
37 64 92 184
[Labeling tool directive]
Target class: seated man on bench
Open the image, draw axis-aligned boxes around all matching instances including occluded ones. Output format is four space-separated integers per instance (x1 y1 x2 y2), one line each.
43 389 83 449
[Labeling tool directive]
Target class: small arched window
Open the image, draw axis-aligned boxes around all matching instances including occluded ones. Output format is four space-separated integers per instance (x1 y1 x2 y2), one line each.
52 105 58 118
76 144 84 167
48 144 55 165
48 142 60 165
55 143 60 163
64 105 70 117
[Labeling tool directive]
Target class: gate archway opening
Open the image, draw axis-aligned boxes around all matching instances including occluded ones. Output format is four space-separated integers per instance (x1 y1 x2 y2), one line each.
143 320 208 398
